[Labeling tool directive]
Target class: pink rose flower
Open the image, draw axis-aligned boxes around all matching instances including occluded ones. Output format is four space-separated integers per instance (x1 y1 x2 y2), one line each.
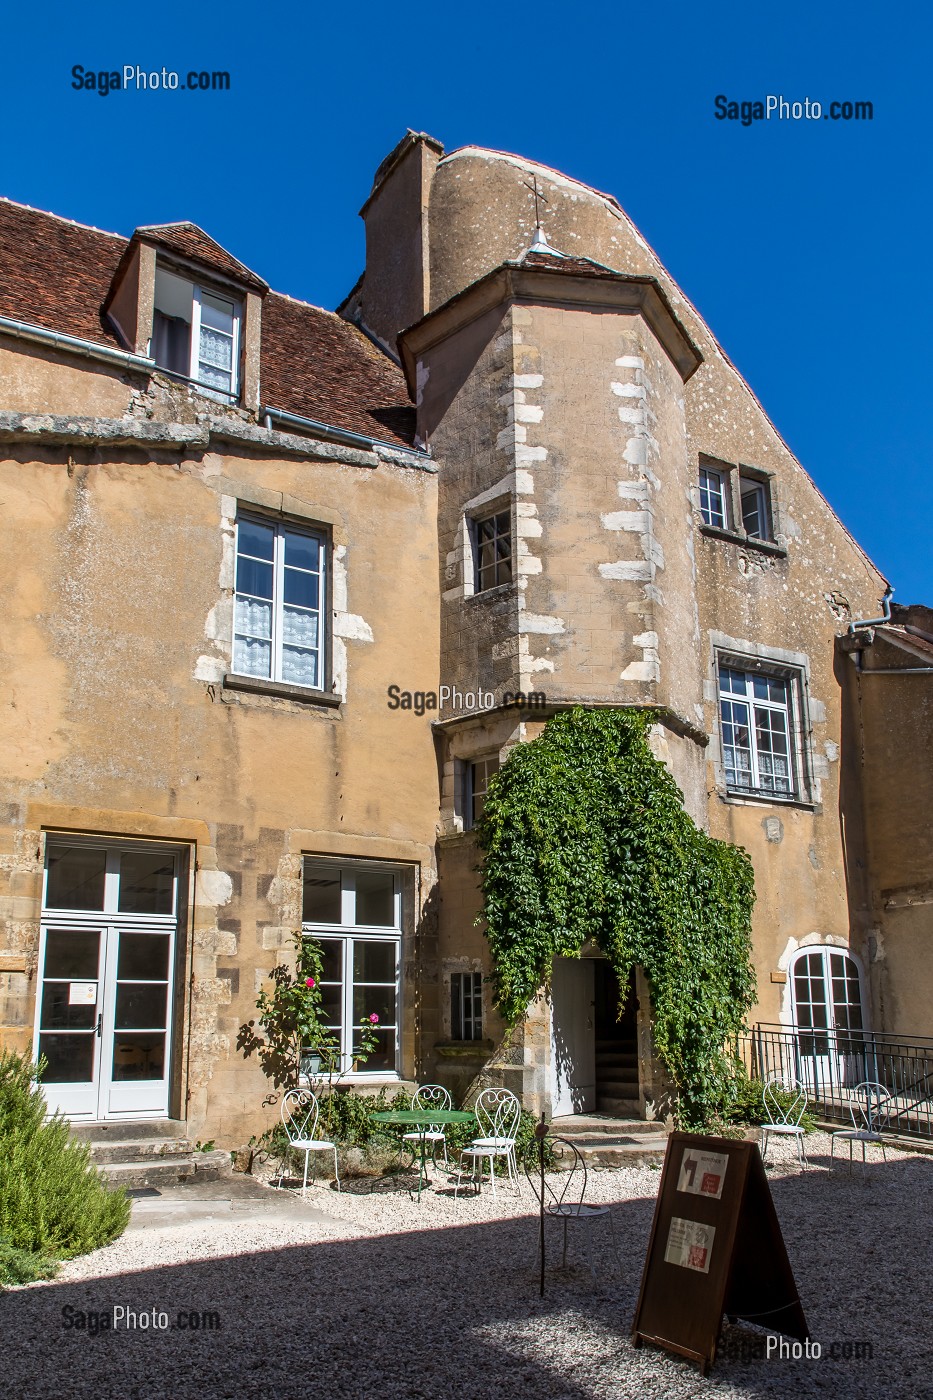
305 977 315 988
369 1013 379 1023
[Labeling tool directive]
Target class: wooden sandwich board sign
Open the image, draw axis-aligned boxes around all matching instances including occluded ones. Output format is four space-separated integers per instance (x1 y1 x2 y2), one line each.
631 1132 809 1375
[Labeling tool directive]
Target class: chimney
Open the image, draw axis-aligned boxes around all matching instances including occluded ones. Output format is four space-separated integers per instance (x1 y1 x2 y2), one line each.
344 131 444 355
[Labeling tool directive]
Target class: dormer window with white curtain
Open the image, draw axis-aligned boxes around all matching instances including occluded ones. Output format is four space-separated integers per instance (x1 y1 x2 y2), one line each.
152 265 240 398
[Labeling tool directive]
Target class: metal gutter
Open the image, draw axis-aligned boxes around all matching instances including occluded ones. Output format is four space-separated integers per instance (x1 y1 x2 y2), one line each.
0 314 154 374
260 405 430 467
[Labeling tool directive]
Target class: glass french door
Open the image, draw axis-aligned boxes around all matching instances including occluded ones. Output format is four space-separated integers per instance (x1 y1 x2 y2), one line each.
792 948 866 1093
35 842 179 1120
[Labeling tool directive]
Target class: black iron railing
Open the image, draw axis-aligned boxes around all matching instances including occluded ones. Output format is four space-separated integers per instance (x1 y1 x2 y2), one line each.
736 1024 933 1139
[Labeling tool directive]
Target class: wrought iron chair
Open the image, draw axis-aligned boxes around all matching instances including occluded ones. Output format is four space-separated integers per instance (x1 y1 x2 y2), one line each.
402 1084 453 1170
525 1137 620 1281
278 1088 340 1194
831 1081 890 1172
760 1074 809 1169
455 1087 522 1197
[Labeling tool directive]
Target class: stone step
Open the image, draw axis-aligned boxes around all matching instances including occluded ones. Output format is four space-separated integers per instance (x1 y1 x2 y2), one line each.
595 1040 637 1052
70 1118 189 1143
596 1095 642 1115
86 1137 192 1166
574 1138 668 1167
551 1114 664 1137
96 1150 231 1191
596 1079 640 1096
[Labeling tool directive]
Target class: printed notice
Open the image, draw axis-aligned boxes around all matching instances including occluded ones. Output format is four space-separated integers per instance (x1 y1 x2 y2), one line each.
69 982 97 1005
664 1217 715 1274
677 1149 728 1200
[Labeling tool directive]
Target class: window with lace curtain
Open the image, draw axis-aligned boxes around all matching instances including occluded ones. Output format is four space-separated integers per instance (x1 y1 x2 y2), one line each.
233 514 327 690
152 264 240 399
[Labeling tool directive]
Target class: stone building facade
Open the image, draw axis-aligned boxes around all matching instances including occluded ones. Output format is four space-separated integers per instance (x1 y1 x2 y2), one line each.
0 132 918 1143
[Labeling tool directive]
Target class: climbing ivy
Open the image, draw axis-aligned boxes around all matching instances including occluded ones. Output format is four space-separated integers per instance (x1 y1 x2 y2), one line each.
474 707 756 1128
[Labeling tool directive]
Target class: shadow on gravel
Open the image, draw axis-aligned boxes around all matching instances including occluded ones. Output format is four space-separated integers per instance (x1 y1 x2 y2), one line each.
3 1152 931 1400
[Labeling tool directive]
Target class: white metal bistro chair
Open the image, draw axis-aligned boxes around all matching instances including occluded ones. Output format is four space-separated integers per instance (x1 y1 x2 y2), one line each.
402 1084 453 1170
831 1081 890 1172
525 1137 621 1281
278 1088 340 1194
760 1074 809 1169
455 1087 522 1197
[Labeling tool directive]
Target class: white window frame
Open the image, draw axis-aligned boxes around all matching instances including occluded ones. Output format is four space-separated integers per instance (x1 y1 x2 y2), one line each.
718 663 802 800
301 862 403 1079
232 513 327 691
464 754 500 831
699 464 729 529
152 265 241 400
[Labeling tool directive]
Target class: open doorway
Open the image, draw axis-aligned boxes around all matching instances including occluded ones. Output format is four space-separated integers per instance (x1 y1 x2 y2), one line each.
593 962 639 1114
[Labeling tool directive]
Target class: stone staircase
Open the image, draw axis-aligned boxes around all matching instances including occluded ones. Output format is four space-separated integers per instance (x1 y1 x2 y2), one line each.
550 1113 670 1167
595 1037 640 1115
70 1120 232 1191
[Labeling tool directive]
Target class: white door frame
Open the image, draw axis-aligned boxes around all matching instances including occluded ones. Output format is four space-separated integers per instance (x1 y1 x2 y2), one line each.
35 841 181 1121
790 946 868 1094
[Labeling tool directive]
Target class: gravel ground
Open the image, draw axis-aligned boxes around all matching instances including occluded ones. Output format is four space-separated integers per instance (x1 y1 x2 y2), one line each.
2 1131 931 1399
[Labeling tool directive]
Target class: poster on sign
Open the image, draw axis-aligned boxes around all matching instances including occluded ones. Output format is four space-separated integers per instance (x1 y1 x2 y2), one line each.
676 1149 728 1200
664 1217 715 1274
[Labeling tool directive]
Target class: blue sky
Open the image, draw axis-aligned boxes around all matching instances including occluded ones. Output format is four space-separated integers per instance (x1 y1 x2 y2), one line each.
3 1 929 601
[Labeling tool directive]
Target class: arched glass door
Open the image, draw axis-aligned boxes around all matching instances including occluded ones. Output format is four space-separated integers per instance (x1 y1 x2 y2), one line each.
791 948 866 1092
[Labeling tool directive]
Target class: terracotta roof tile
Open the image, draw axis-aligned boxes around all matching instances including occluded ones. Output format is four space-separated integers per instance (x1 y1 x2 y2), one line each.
260 293 415 447
0 198 415 448
0 198 124 346
135 223 268 292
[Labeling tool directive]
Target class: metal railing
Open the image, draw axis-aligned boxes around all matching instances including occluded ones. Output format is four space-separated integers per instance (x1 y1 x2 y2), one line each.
736 1024 933 1139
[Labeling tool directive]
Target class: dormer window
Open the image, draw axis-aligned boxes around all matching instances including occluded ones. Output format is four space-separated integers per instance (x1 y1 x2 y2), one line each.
152 265 240 398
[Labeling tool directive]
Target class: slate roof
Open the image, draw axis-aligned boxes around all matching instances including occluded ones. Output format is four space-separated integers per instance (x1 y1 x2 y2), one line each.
0 197 416 448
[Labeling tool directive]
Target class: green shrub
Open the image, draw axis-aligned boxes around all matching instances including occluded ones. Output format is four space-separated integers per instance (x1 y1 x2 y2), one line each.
249 1087 555 1177
0 1237 58 1285
719 1065 818 1133
0 1050 130 1270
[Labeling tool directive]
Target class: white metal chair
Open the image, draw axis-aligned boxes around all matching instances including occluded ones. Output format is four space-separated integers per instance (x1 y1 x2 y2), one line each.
278 1088 340 1194
831 1081 890 1172
525 1137 620 1281
760 1074 809 1169
455 1086 522 1197
402 1084 453 1170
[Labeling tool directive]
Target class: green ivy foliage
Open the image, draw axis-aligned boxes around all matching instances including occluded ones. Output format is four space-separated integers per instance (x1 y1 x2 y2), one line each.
474 708 757 1128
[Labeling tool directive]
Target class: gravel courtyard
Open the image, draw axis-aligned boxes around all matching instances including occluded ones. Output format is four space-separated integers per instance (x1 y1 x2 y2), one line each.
2 1132 931 1400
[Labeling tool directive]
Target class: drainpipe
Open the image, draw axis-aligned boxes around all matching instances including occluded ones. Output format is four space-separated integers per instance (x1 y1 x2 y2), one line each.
0 314 154 374
848 585 894 634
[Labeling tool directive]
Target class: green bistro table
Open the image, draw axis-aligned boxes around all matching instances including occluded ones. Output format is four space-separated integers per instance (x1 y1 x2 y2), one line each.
370 1109 476 1200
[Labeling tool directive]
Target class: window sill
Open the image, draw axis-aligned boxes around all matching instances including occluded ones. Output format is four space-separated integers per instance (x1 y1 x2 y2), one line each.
699 524 787 558
719 788 819 813
222 674 342 707
434 1040 493 1058
466 582 517 603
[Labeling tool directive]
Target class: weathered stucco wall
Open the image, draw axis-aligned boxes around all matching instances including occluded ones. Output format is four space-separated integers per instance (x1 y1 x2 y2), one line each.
0 348 440 1146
